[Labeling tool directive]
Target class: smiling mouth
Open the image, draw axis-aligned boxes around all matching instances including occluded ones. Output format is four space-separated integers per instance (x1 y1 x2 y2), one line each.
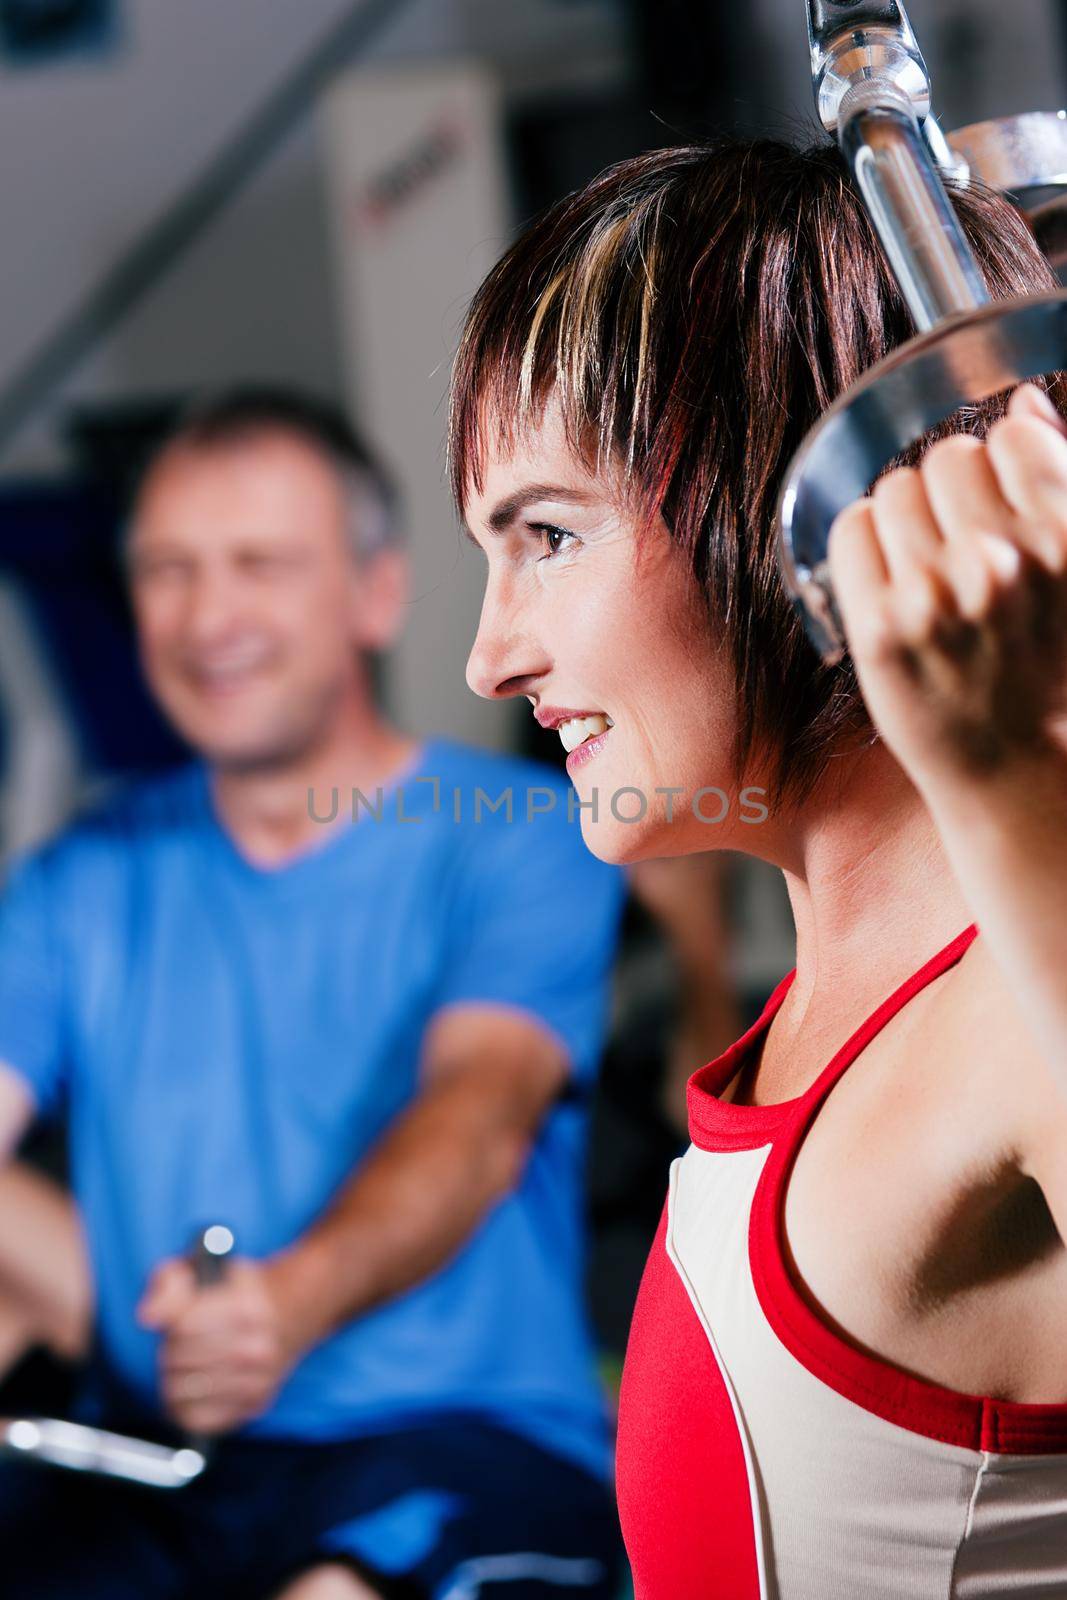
186 660 272 696
557 713 613 754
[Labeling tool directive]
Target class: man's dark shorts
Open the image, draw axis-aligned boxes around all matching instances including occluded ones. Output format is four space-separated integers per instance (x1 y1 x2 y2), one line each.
0 1412 623 1599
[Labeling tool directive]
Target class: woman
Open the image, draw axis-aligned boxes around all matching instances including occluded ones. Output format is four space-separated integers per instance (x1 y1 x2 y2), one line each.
450 139 1067 1596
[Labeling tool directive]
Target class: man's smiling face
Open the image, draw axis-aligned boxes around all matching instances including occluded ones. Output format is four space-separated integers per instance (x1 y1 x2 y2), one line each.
127 431 374 773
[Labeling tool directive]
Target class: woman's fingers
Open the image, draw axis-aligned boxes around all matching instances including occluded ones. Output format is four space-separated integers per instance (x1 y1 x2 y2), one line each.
870 466 944 571
826 500 897 658
920 433 1000 546
984 399 1067 574
918 435 1020 619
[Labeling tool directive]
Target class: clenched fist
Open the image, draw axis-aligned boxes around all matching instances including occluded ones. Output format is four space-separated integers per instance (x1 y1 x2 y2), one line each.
827 383 1067 798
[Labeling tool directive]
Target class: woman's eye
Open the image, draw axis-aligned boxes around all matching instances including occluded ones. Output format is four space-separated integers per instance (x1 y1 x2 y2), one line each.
530 523 576 560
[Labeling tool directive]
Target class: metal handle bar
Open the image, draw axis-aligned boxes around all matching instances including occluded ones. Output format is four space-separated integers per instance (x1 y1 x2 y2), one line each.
184 1223 236 1466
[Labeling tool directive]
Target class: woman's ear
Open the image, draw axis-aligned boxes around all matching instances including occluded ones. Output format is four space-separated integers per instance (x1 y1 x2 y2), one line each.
349 548 411 652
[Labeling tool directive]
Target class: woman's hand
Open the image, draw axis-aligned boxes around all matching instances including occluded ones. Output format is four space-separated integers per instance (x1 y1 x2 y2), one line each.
827 383 1067 801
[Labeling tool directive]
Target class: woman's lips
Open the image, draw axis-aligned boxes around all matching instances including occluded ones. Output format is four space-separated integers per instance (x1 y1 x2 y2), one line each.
565 725 612 773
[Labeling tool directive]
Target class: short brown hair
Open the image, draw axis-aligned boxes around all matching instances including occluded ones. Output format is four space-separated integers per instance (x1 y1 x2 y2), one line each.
449 138 1062 808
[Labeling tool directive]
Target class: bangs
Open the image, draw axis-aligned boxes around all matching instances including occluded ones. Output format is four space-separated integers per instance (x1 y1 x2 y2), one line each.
448 150 696 515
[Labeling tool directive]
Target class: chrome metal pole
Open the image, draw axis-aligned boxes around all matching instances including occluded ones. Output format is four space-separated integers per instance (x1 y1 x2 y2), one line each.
808 0 990 330
839 93 989 329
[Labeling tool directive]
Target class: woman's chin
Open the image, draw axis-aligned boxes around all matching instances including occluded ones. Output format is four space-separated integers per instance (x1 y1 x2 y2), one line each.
577 811 689 866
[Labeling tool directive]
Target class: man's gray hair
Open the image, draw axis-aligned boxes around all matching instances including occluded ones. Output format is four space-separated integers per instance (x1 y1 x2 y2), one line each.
339 462 399 561
146 385 404 561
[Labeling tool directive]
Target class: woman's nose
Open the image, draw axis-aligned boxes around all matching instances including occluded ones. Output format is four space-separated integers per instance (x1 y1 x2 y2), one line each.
465 583 548 701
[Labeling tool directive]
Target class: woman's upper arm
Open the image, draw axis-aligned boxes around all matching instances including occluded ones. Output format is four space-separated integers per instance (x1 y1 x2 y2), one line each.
953 938 1067 1239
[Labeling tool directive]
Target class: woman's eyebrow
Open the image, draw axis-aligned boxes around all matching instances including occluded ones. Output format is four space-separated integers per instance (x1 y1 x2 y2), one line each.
485 484 595 533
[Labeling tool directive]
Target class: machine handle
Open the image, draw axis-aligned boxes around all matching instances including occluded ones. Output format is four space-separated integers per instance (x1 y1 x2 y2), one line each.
184 1224 236 1464
189 1223 236 1289
0 1229 236 1488
0 1415 205 1489
807 0 927 137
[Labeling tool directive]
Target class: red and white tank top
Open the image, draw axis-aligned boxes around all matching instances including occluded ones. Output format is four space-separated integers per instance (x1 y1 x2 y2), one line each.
616 922 1067 1597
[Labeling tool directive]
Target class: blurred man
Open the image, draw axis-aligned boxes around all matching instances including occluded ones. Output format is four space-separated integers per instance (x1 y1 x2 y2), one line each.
0 391 625 1600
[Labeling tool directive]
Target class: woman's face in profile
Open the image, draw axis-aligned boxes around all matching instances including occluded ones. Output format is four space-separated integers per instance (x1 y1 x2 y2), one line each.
463 400 747 864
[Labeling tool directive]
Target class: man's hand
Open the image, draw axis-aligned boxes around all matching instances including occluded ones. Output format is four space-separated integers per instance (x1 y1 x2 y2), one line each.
136 1254 302 1435
627 852 728 949
827 383 1067 800
131 1009 570 1439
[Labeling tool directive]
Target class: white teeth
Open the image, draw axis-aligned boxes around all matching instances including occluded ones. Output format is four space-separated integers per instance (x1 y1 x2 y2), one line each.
558 714 611 753
199 668 258 684
193 650 270 683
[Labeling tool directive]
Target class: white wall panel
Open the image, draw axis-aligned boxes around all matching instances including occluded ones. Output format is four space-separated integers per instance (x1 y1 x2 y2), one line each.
321 62 513 747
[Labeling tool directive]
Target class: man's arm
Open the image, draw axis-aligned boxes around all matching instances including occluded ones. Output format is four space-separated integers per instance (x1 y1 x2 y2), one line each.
0 1061 34 1163
142 757 623 1437
0 1061 92 1367
270 1003 568 1339
139 1005 569 1434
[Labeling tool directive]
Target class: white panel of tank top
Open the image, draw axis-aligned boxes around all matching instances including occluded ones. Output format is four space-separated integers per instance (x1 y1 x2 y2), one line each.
949 1451 1067 1597
664 1154 771 1600
668 1143 989 1598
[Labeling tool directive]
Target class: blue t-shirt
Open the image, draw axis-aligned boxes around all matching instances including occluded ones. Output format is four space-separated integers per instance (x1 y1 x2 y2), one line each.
0 737 625 1478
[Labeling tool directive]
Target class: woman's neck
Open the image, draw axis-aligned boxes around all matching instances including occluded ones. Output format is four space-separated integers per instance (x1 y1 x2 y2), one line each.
767 742 975 1045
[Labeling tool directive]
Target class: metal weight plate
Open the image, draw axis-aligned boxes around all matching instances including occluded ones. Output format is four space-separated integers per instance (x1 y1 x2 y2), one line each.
1031 195 1067 283
947 112 1067 195
776 288 1067 662
942 112 1067 286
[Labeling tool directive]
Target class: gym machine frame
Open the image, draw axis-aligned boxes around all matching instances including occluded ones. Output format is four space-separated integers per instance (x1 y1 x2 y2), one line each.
778 0 1067 664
